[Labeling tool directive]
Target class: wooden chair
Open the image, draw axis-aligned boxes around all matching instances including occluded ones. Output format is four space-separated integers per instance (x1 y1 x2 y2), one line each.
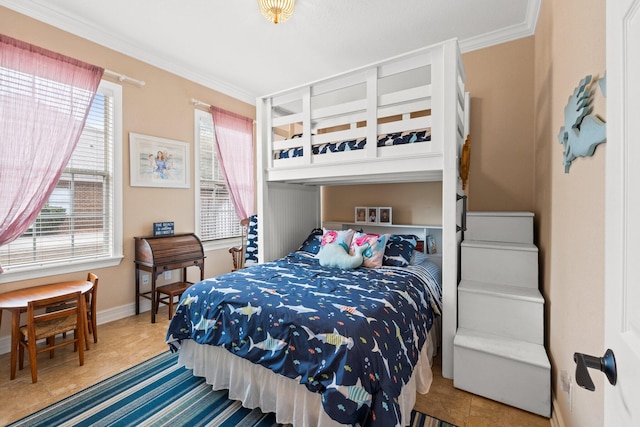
229 217 250 271
47 272 99 349
19 291 85 383
85 273 99 343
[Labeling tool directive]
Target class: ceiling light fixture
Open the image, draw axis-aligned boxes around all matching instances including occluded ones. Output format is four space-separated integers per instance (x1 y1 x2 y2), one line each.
258 0 296 24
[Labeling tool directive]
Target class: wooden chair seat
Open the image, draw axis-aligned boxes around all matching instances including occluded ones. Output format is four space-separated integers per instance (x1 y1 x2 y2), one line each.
155 282 190 320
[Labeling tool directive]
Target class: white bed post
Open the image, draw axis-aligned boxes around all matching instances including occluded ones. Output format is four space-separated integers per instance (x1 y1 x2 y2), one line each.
434 39 462 380
365 67 378 159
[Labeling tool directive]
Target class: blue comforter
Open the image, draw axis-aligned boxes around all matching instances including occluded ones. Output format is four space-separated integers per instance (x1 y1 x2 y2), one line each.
166 252 441 427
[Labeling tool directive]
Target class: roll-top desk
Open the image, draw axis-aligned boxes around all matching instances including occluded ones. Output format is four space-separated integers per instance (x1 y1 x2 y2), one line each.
134 233 205 323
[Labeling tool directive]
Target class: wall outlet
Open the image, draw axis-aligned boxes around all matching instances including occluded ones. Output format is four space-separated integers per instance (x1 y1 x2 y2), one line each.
560 370 573 411
141 274 149 285
164 270 171 280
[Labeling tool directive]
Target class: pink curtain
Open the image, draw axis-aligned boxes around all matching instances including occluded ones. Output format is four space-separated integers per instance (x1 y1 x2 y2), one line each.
210 107 255 220
0 34 104 273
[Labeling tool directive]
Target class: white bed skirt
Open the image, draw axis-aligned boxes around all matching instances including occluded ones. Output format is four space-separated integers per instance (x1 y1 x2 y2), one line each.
176 317 441 427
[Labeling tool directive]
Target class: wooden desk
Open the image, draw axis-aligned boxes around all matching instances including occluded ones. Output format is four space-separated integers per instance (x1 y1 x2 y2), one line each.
0 280 93 380
134 233 205 323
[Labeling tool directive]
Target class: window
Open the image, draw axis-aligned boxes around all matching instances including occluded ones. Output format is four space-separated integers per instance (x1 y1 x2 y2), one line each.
194 109 240 245
0 80 123 282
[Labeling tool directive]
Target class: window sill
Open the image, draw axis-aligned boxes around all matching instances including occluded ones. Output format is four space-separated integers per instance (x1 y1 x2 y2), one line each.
0 255 124 284
202 236 242 253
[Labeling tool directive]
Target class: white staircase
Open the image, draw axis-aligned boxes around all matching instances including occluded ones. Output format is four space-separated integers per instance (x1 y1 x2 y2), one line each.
453 212 551 417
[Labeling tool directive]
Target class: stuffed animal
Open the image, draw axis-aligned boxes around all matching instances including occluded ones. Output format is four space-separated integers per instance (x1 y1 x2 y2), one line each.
319 242 369 269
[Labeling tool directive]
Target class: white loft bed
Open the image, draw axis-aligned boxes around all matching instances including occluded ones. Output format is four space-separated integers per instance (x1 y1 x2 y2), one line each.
256 38 468 380
174 38 468 427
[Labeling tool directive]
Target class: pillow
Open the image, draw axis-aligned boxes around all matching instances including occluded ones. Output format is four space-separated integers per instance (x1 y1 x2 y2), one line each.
319 242 366 270
244 214 258 266
410 250 428 265
321 228 355 249
297 228 323 255
349 232 389 269
383 234 418 267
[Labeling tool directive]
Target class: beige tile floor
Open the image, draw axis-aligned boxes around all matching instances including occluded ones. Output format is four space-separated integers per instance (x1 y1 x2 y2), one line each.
0 308 551 427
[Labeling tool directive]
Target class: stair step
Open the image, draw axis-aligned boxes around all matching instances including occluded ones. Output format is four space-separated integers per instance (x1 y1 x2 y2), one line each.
465 211 534 244
453 328 551 417
461 240 538 287
458 280 544 344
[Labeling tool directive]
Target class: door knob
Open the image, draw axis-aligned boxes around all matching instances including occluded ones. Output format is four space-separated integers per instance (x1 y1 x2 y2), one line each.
573 349 617 391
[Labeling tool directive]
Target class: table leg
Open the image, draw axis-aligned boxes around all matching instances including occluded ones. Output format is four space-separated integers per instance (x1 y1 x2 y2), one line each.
151 273 156 324
10 309 19 380
135 267 140 315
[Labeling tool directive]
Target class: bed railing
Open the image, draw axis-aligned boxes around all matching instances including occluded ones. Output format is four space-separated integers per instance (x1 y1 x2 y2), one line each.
257 39 467 185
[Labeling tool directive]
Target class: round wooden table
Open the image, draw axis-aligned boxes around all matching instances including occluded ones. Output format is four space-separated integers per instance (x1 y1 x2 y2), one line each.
0 280 93 380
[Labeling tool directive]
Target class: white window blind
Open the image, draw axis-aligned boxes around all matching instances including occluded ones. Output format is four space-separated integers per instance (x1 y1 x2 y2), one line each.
0 84 117 271
195 109 240 241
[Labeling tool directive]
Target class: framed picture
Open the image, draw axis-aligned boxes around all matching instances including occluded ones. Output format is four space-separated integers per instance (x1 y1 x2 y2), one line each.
367 207 379 224
355 206 367 224
129 133 190 188
379 207 392 224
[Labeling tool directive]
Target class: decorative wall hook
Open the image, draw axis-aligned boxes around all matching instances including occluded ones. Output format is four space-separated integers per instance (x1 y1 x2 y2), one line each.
558 74 607 173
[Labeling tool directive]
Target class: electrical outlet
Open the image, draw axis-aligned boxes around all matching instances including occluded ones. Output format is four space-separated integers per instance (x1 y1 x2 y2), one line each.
141 274 149 285
560 370 573 411
164 270 171 280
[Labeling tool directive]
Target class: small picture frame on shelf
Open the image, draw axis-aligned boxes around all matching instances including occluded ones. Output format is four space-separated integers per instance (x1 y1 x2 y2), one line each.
355 207 367 224
367 207 379 224
426 235 437 254
379 207 392 224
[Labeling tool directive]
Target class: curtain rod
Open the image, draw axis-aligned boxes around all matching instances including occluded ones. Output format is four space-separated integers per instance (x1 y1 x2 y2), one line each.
191 98 256 124
191 98 211 109
104 69 145 87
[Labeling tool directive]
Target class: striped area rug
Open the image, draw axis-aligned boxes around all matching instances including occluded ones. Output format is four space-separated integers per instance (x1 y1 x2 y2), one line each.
9 351 455 427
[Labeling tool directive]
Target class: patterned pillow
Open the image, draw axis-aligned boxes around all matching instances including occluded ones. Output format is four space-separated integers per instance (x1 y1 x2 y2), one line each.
244 214 258 266
298 228 323 255
349 232 389 269
384 234 418 267
321 228 355 252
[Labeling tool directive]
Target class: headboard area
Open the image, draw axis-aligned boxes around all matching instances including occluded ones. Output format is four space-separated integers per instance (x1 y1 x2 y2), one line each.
322 221 443 269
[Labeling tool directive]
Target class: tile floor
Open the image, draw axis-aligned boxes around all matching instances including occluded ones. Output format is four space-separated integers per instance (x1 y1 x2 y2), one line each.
0 308 551 427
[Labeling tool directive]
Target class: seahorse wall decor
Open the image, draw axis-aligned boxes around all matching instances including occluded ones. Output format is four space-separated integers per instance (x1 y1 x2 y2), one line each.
557 74 607 173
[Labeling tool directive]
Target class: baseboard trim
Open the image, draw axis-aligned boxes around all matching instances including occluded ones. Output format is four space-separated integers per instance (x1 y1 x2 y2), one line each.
550 393 566 427
0 300 153 355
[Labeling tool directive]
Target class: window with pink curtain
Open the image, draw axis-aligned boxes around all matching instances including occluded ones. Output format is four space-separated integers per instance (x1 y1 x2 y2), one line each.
0 34 104 273
210 107 255 220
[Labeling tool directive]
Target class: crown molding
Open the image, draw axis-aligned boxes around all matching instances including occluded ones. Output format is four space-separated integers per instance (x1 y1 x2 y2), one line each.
0 0 257 105
459 0 541 53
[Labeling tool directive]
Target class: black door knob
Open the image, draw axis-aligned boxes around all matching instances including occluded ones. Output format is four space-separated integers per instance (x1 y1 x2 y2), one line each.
573 349 617 391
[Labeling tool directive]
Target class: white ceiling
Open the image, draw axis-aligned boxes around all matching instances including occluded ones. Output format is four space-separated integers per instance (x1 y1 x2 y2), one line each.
1 0 540 104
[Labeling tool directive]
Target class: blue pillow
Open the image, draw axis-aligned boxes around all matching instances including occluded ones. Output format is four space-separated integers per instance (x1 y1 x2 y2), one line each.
383 234 418 267
245 214 258 265
297 228 323 255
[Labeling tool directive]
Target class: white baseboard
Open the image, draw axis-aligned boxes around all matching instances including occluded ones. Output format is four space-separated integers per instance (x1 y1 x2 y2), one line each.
550 393 566 427
0 300 153 355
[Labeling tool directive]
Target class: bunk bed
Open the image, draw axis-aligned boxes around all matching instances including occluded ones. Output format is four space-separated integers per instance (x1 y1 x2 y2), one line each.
167 38 468 427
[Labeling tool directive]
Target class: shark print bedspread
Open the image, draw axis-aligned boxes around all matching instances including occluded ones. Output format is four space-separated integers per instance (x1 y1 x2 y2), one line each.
166 252 441 427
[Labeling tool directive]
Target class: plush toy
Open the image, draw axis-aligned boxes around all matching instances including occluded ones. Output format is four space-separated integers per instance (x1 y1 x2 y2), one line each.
319 242 369 269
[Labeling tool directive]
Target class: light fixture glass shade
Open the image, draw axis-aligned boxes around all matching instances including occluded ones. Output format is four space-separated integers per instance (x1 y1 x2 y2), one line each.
258 0 296 24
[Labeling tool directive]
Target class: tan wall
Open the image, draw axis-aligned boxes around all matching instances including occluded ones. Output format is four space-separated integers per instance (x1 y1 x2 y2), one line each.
463 37 536 212
534 0 606 426
0 7 255 336
322 182 443 225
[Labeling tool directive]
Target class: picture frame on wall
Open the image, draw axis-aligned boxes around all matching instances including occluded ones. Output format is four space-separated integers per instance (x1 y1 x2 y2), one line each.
129 132 190 188
355 207 367 224
367 207 379 224
379 207 392 224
